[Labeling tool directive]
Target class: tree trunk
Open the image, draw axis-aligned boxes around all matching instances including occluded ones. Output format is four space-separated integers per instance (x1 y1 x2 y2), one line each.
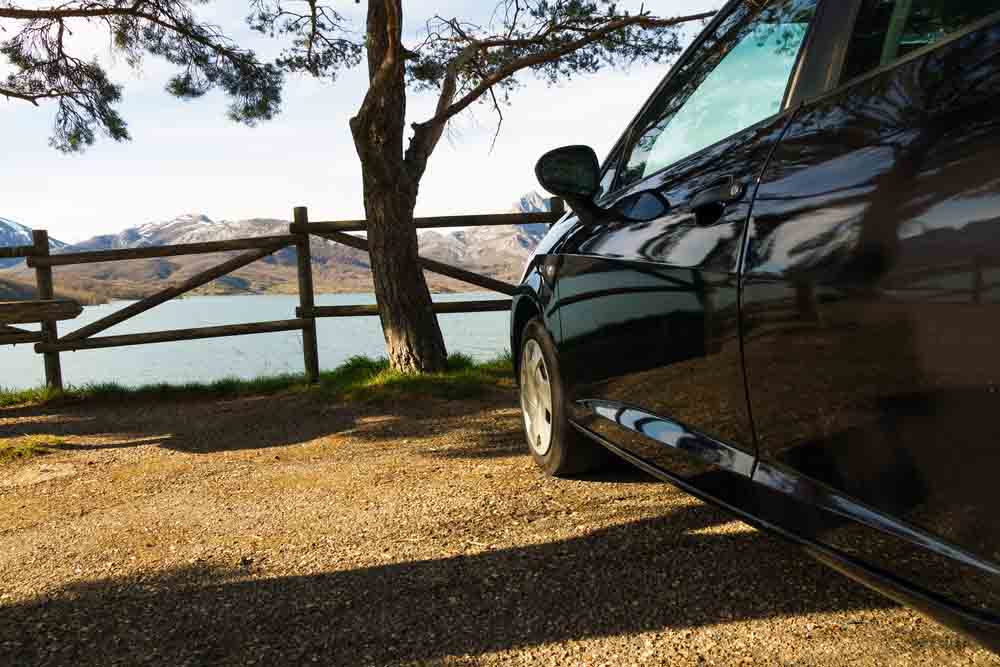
364 181 447 373
350 0 447 373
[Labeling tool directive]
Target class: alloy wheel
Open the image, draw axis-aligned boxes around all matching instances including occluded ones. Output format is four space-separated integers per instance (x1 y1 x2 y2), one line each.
520 338 554 456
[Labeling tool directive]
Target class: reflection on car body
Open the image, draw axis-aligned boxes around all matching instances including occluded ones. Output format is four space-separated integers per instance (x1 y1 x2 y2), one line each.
511 0 1000 652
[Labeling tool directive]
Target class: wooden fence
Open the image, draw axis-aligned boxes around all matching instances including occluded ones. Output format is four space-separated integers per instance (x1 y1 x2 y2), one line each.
0 199 565 390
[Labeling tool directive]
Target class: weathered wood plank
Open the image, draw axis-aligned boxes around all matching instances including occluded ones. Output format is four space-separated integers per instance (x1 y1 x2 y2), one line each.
37 319 309 352
315 230 517 296
61 241 287 342
32 230 64 389
291 211 560 234
301 300 512 318
29 235 296 267
0 299 83 325
0 325 42 345
294 206 320 383
0 246 35 259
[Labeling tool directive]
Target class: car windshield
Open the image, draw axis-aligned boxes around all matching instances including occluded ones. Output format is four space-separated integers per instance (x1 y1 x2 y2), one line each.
641 21 810 176
619 0 817 188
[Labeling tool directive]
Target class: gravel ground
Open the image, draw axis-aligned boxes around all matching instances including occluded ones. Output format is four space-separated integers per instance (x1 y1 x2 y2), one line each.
0 389 997 666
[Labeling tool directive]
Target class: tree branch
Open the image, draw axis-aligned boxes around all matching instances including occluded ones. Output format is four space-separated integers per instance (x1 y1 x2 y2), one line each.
0 86 51 105
421 11 715 130
404 40 476 174
350 0 409 187
3 0 282 151
402 6 713 185
0 4 147 20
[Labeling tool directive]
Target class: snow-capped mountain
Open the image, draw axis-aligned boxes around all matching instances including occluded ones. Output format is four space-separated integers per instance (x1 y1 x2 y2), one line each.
69 213 289 251
510 191 553 215
418 192 554 272
64 192 555 271
2 192 556 297
0 217 68 268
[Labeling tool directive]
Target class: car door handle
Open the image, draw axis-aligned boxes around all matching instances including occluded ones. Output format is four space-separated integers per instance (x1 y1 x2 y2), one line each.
690 176 745 226
690 176 745 212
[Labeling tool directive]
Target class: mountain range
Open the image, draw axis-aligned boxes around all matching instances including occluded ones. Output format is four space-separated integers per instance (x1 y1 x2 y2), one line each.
0 217 68 269
0 193 554 301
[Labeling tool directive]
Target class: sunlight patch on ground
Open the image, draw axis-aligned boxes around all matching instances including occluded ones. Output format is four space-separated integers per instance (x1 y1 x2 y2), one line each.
0 434 64 466
685 520 758 536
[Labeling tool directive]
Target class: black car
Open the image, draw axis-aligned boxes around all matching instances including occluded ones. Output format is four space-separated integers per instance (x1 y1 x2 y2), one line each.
511 0 1000 652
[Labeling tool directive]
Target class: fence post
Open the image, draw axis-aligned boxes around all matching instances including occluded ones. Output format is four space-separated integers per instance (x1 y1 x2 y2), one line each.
293 207 320 383
32 230 63 391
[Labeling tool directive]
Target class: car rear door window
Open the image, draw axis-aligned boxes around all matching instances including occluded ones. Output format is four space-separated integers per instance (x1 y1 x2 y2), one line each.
841 0 1000 83
618 0 818 191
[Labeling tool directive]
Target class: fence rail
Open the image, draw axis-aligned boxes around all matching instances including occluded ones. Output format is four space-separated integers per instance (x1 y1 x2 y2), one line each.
301 299 513 319
2 200 565 390
312 228 518 296
36 319 311 353
0 299 82 325
290 207 563 234
0 246 35 260
6 199 997 392
0 325 43 345
28 235 298 268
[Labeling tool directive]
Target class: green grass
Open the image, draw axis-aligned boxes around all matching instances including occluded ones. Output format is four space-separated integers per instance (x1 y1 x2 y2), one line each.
0 352 515 408
0 435 64 464
0 386 64 408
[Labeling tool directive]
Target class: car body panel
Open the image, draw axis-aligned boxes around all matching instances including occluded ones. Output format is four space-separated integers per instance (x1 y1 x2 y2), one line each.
742 16 1000 619
550 112 797 475
511 253 563 366
510 0 1000 652
575 419 1000 652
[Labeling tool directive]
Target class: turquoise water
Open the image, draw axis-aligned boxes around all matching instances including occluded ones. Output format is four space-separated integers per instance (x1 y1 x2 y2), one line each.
0 293 510 390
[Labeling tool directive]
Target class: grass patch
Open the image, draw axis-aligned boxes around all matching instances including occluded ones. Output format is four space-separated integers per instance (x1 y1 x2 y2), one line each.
0 435 64 464
0 386 64 408
326 352 514 403
0 352 514 408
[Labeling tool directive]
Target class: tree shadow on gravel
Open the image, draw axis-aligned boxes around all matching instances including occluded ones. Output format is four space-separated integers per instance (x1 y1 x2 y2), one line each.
423 427 527 461
0 392 518 456
0 502 904 666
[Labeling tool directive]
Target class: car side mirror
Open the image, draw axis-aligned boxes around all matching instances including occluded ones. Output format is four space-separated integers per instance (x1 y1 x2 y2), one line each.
535 145 605 224
535 145 600 200
535 145 669 227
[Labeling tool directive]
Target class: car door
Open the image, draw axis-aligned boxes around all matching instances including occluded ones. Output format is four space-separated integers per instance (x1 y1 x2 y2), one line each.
554 0 821 484
742 1 1000 616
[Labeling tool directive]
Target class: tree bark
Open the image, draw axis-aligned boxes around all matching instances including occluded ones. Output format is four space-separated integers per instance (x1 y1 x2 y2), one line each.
350 0 447 373
363 183 447 373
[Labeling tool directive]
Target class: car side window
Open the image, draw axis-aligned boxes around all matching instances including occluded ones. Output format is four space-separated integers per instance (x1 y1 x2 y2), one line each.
841 0 1000 83
618 0 818 191
593 146 623 202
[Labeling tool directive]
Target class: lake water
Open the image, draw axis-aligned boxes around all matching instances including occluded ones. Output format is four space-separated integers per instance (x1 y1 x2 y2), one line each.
1 293 510 390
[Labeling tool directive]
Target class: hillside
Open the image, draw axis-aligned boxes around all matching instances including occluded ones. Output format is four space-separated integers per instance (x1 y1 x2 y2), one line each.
0 276 107 305
0 218 67 269
0 195 556 299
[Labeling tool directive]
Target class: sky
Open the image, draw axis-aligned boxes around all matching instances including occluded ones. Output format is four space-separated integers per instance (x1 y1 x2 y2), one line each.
2 1 718 243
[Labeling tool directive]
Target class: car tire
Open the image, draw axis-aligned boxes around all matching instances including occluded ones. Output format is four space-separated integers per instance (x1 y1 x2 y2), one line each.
519 318 610 477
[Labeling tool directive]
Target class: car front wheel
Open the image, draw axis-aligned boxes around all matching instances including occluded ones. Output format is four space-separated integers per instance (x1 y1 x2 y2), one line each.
519 318 610 477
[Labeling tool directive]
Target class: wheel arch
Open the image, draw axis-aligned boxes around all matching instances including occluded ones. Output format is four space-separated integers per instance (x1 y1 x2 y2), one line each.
510 295 542 381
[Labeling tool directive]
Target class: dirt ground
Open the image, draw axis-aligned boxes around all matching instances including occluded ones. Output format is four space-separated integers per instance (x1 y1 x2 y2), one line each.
1 388 997 666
